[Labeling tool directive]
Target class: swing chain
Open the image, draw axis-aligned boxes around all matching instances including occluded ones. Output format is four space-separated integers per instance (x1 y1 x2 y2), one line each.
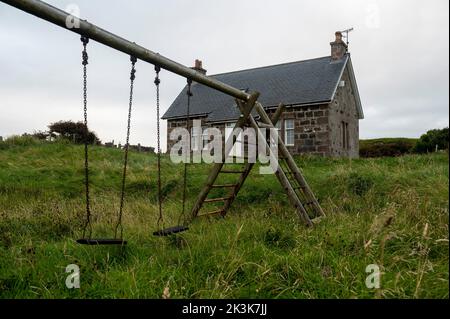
180 78 193 225
115 55 137 239
80 35 92 239
154 65 163 228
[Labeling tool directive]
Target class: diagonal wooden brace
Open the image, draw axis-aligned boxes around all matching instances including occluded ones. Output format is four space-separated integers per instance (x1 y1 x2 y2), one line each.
239 103 313 226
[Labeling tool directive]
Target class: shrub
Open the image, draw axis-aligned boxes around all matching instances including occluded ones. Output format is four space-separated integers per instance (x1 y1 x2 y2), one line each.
30 130 49 140
413 127 449 153
48 120 100 145
359 138 417 158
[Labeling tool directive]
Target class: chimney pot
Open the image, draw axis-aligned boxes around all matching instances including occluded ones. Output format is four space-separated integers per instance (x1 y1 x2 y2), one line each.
330 31 347 61
192 59 207 74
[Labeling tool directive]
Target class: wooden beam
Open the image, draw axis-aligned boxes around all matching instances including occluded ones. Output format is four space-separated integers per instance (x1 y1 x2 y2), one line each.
236 101 313 226
254 102 325 217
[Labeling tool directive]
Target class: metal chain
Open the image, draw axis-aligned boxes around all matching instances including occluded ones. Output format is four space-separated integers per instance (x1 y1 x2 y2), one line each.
180 79 193 225
154 65 163 229
80 36 92 239
114 56 137 239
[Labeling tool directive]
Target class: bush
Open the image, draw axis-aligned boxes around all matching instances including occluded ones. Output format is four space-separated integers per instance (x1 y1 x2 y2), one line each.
413 127 449 153
48 120 100 145
30 130 49 140
359 138 417 158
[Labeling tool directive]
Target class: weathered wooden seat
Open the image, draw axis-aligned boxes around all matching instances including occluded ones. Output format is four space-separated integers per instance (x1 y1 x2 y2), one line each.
153 225 189 237
76 238 127 245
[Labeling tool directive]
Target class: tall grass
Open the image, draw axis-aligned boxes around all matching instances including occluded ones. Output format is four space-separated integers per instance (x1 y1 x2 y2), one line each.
0 141 448 298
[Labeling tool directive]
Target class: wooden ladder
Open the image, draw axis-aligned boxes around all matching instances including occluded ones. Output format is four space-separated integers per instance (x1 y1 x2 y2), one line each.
188 95 325 226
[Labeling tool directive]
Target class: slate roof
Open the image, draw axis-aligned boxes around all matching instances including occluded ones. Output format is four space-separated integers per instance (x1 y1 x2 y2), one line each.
162 54 354 122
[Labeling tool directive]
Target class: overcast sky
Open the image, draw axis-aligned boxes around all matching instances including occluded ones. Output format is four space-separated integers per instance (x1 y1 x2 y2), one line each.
0 0 448 150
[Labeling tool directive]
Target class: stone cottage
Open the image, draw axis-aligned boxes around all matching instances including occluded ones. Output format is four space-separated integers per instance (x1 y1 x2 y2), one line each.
162 31 364 158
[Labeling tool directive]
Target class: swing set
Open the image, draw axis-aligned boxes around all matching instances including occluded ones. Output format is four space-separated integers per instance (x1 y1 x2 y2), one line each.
1 0 326 246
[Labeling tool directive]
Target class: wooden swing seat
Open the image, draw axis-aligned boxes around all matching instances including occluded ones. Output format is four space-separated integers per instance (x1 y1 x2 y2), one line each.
76 238 127 245
153 225 189 237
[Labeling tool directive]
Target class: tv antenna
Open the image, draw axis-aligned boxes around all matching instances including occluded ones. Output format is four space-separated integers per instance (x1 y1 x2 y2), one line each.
341 27 354 46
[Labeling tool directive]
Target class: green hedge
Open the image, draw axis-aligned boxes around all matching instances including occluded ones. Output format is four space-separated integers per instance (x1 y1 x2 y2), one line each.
359 138 418 158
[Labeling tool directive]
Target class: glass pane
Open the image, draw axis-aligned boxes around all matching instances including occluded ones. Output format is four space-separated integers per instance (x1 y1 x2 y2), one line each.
286 129 294 145
285 119 294 129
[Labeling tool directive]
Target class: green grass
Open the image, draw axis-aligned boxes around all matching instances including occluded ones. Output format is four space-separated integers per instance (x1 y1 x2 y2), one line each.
0 139 448 298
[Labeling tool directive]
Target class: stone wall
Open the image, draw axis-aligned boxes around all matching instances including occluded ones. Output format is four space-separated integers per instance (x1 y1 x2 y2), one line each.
328 67 360 158
267 104 331 156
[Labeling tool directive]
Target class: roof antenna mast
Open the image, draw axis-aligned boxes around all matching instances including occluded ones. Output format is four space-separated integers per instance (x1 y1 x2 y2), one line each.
341 27 354 47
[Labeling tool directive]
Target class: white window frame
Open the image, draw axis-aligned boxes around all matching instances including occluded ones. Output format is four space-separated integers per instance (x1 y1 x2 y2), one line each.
284 119 295 146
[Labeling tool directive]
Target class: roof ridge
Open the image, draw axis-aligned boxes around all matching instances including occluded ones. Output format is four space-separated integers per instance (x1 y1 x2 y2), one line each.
209 55 336 77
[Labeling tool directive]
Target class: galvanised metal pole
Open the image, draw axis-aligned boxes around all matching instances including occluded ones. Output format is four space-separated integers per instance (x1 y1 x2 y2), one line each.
0 0 252 102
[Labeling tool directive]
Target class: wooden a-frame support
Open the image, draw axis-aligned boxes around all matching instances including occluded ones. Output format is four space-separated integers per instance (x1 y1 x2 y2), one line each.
188 95 325 227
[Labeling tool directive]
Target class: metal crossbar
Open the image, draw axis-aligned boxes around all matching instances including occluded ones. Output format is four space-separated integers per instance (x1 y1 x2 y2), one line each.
0 0 252 102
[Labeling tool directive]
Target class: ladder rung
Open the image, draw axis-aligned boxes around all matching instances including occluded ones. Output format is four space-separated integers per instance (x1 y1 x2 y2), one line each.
220 170 246 174
198 210 224 217
204 196 233 203
211 184 238 188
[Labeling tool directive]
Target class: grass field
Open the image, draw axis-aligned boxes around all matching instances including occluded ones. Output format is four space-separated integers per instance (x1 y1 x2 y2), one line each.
0 137 448 298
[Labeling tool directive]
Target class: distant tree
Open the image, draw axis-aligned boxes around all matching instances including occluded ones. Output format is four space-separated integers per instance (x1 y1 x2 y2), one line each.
413 127 449 153
30 130 49 140
48 120 100 145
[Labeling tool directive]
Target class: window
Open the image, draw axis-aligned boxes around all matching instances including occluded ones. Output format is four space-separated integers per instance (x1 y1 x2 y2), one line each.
341 121 350 150
285 119 295 146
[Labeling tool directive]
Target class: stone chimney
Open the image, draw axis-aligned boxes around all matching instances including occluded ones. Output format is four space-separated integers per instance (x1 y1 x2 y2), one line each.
330 31 348 61
192 59 207 74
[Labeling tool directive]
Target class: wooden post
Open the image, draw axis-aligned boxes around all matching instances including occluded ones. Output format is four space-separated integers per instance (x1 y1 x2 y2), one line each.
254 102 325 217
240 106 312 226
